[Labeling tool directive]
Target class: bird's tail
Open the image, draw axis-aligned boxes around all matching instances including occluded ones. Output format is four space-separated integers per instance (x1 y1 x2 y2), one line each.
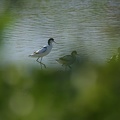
28 54 34 57
56 59 62 64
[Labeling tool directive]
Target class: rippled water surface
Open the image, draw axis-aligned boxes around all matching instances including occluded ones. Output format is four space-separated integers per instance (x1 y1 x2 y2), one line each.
1 0 120 67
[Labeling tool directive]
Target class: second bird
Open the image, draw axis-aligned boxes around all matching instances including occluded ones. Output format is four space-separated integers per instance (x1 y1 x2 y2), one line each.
56 51 78 69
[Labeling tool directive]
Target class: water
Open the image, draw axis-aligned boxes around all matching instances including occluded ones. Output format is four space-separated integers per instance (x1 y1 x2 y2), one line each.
1 0 120 68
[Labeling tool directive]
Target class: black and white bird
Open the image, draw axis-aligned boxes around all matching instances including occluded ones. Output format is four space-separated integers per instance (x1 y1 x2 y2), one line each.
29 38 56 68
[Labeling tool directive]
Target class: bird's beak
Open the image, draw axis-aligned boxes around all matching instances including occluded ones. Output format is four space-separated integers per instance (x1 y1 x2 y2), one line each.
54 41 58 44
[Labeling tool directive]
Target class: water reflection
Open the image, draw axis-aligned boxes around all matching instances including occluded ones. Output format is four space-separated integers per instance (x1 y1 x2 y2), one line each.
1 0 120 67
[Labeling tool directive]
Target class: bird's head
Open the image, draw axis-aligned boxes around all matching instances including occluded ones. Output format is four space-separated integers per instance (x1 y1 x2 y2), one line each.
48 38 54 45
48 38 57 45
71 51 78 56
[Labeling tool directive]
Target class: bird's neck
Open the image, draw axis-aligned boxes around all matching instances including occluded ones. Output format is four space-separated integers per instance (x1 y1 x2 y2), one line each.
49 42 52 46
49 43 53 48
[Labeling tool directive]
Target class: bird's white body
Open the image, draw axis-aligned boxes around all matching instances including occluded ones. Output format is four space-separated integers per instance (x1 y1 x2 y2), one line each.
29 44 53 58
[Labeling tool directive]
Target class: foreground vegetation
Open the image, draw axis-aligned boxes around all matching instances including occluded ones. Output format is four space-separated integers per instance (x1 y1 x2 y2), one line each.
0 59 120 120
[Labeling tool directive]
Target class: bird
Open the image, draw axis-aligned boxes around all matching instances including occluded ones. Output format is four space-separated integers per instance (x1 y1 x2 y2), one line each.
29 38 56 68
56 51 78 69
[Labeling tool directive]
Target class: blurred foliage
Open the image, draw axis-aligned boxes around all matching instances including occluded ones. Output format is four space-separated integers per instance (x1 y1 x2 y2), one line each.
0 58 120 120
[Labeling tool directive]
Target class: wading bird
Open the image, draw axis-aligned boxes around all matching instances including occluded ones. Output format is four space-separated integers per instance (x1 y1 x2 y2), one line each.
29 38 56 68
56 51 78 69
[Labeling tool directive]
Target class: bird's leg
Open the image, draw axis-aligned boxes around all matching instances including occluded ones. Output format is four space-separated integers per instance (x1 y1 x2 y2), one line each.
36 57 40 63
39 57 46 68
40 58 43 69
36 57 42 69
40 57 42 62
36 57 46 68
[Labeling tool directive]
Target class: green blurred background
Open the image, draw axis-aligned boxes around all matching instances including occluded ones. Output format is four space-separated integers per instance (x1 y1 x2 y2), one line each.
0 0 120 120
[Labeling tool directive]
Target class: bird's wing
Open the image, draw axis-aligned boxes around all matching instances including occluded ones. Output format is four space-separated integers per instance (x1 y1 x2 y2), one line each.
34 46 47 54
59 55 72 61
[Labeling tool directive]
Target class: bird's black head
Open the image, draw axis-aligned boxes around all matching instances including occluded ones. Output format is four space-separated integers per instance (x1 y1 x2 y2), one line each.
71 51 77 56
48 38 54 45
